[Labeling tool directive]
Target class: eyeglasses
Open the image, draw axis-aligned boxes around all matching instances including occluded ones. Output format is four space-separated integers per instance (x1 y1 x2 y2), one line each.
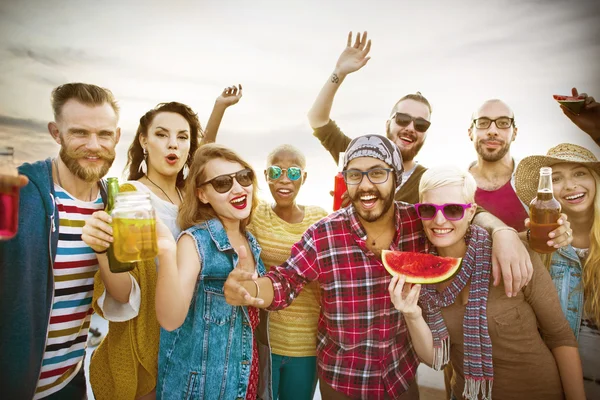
343 168 393 185
391 112 431 133
199 168 254 193
266 165 302 181
415 203 472 221
472 117 514 129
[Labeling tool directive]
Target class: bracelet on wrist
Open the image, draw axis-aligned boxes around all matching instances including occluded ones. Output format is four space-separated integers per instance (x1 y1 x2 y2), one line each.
252 280 260 299
526 229 531 242
492 226 518 236
93 248 108 255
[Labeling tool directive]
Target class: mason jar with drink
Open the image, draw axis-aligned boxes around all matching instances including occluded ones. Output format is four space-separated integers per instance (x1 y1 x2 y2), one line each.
528 167 561 254
111 191 158 264
0 147 20 241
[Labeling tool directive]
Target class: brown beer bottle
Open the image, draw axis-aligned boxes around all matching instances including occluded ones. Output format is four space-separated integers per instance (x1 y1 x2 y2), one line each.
105 178 134 273
529 167 561 254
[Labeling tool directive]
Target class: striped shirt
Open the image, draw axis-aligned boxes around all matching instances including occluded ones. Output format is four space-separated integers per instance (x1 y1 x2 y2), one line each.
249 202 328 357
34 185 103 399
267 202 427 399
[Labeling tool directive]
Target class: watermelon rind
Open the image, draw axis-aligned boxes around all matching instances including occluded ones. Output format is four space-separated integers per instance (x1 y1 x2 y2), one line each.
557 100 585 114
553 95 585 114
381 250 462 284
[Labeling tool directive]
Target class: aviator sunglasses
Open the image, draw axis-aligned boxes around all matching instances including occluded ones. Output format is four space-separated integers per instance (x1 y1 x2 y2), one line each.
199 168 254 193
266 165 302 181
415 203 472 221
391 112 431 133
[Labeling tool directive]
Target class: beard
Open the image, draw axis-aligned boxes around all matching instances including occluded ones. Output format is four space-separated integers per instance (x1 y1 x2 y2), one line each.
59 145 115 183
349 187 395 222
475 139 511 162
386 125 425 162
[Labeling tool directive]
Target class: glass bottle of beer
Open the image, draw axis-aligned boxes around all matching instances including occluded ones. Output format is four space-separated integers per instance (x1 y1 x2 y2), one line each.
529 167 561 254
105 178 134 272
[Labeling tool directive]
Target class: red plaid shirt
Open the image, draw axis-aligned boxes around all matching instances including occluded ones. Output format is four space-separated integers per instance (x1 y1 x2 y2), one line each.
266 202 428 399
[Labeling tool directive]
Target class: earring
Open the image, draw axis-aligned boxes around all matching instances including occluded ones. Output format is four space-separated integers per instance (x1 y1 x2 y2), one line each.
182 163 190 180
139 148 148 175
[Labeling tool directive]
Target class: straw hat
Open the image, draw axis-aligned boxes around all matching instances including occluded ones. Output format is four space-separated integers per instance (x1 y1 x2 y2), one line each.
515 143 600 205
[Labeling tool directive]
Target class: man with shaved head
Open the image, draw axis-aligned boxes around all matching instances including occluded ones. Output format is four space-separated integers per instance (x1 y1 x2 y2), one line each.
468 99 529 231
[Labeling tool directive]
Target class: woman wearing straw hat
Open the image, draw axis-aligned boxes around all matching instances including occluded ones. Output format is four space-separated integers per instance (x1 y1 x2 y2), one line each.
515 143 600 398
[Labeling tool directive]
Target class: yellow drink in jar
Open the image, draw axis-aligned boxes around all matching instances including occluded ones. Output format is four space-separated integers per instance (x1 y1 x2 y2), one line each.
112 217 158 263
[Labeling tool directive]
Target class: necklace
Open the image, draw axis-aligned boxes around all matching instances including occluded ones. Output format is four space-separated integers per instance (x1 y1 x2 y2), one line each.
367 229 390 246
54 158 94 201
145 175 183 205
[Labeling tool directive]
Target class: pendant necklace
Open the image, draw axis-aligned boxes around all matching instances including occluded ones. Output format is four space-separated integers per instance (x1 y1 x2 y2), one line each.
368 230 389 246
145 175 183 205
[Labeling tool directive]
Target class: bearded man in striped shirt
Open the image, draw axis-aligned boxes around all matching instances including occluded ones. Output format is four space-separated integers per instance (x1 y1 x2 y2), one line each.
0 82 121 399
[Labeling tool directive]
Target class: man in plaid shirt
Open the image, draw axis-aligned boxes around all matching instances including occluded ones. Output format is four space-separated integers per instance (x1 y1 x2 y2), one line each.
225 134 532 399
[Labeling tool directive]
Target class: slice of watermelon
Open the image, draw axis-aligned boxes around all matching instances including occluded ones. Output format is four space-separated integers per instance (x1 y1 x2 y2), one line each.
553 94 586 114
382 251 462 284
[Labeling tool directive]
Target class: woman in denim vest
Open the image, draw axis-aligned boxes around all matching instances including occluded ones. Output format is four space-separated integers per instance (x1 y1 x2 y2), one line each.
155 144 272 400
515 143 600 398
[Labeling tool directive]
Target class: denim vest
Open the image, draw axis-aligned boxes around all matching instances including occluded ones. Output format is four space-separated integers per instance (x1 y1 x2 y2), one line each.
550 245 584 339
157 218 272 400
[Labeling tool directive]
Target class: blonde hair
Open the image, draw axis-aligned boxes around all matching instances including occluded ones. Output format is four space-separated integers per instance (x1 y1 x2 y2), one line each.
583 168 600 326
51 82 119 120
177 144 259 232
418 165 477 203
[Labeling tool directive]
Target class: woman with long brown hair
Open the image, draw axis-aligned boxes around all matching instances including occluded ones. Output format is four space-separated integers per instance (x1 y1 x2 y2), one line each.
155 144 272 400
82 101 202 400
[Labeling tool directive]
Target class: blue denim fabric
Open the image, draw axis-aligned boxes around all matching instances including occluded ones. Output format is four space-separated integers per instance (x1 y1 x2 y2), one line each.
157 218 271 400
550 245 584 338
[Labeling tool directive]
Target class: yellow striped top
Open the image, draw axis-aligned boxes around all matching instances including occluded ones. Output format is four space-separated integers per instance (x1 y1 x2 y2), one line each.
249 201 328 357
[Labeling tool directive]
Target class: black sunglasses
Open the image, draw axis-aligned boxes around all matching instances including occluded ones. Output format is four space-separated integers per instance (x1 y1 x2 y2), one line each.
391 112 431 133
199 168 254 193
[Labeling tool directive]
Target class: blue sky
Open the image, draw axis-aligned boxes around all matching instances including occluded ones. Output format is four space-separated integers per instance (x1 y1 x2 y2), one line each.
1 0 599 210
